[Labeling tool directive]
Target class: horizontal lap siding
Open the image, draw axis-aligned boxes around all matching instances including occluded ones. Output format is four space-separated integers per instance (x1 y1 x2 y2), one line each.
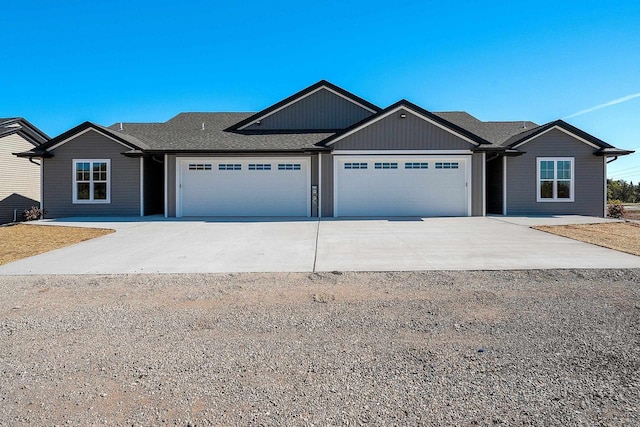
43 130 140 217
0 134 40 223
244 88 374 130
506 129 604 216
332 109 475 150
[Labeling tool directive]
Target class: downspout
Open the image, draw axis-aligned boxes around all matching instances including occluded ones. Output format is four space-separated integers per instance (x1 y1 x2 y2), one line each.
29 157 40 166
606 156 618 164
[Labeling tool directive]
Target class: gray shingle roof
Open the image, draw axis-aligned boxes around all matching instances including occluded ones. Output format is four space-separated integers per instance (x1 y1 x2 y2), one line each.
108 113 333 151
433 112 538 146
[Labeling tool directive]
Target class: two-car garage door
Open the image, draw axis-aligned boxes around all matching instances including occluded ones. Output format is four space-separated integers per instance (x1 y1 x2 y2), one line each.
176 155 469 217
178 157 310 217
334 156 469 217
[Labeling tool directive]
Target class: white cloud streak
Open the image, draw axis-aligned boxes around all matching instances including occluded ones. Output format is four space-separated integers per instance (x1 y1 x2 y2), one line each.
563 93 640 119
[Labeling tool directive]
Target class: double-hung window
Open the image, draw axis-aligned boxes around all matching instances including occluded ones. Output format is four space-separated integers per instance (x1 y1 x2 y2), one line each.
537 158 574 202
73 159 110 203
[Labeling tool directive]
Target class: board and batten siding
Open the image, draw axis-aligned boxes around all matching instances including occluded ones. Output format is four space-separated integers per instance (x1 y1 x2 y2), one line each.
506 128 604 216
332 108 476 151
243 88 374 131
471 153 484 216
320 152 334 217
0 133 40 223
43 129 141 217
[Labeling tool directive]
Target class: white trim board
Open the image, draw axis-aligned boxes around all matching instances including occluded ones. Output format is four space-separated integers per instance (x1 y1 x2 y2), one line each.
325 105 481 147
512 125 600 149
47 127 137 152
333 150 473 155
332 154 472 218
175 156 312 218
236 86 378 130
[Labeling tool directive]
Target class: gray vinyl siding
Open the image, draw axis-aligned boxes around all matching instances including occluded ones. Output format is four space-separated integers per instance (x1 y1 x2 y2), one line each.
332 108 476 150
0 133 40 223
506 129 605 216
244 88 374 130
320 152 333 217
167 154 176 217
167 153 318 217
471 153 484 216
42 130 140 218
311 154 318 217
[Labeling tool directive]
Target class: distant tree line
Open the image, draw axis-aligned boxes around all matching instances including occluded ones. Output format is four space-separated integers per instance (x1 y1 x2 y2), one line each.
608 179 640 203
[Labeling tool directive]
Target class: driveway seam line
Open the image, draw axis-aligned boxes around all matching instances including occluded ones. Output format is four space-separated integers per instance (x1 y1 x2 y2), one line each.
312 219 320 272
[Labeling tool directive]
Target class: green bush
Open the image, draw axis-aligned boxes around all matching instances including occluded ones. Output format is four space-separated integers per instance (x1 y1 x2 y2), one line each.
607 200 625 218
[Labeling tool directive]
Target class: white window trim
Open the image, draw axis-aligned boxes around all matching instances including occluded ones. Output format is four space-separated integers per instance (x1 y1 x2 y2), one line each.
72 159 111 204
536 157 574 202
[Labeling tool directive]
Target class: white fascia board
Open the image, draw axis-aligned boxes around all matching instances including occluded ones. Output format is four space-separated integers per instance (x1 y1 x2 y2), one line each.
47 127 135 152
325 105 480 147
236 86 378 130
332 150 473 155
512 125 600 149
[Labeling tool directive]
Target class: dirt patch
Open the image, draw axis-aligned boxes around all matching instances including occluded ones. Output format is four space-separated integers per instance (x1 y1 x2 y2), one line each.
0 224 114 266
534 222 640 256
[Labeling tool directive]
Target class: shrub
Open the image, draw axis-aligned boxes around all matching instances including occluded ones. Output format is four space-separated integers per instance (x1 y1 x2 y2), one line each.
23 206 47 221
607 200 625 219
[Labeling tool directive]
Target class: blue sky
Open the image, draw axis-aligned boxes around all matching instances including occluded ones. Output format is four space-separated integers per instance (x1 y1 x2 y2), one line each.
2 0 639 183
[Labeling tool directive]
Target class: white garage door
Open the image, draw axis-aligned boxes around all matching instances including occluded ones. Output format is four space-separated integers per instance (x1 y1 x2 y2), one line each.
178 157 310 217
334 156 469 217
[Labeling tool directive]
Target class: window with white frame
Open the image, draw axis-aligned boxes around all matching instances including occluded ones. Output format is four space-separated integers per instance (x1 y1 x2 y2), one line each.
537 158 574 202
73 159 110 203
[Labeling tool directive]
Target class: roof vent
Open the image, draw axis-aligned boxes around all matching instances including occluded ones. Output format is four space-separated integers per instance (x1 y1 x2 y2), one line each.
119 122 123 131
201 122 205 130
522 121 527 129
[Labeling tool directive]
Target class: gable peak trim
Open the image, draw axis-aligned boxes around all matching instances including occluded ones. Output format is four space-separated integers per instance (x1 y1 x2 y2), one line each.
226 80 381 132
324 101 486 147
511 123 600 149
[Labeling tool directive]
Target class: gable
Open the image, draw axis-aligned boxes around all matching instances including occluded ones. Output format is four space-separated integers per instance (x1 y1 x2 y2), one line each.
240 87 376 131
331 107 477 151
512 128 599 156
48 129 134 156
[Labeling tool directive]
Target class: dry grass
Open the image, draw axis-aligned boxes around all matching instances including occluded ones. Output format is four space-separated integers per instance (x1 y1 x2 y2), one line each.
0 224 114 266
534 222 640 257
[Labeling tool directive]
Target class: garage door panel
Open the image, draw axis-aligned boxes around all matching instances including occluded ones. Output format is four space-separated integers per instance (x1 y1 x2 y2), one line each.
179 159 309 217
335 157 468 217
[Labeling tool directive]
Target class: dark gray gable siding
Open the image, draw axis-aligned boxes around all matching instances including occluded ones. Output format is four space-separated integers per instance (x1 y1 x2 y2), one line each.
43 129 141 218
332 108 477 150
243 88 374 130
506 128 604 216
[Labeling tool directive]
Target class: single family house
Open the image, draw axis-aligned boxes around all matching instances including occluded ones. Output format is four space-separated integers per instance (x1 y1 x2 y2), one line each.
1 118 49 223
15 81 633 219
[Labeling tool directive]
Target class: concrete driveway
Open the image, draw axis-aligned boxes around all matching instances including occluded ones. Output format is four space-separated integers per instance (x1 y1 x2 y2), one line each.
1 216 639 274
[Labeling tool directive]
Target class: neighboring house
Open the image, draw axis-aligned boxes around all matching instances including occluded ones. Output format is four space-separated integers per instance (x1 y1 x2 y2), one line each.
0 118 49 223
16 81 633 219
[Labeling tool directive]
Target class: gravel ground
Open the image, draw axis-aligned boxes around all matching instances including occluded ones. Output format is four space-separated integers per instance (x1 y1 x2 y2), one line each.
1 270 639 426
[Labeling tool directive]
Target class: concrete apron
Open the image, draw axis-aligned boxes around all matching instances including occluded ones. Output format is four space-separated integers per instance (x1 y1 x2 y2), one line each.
0 216 639 274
